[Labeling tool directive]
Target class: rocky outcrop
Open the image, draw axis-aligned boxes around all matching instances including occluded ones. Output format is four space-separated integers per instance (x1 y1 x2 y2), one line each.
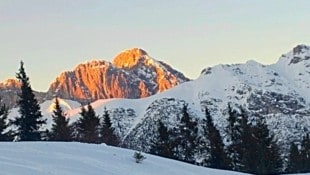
47 48 189 103
0 79 46 108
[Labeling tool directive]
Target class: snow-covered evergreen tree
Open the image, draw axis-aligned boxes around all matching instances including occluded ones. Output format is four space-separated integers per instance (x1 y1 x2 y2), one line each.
150 120 177 159
204 107 230 170
177 104 198 163
0 98 12 141
226 104 243 170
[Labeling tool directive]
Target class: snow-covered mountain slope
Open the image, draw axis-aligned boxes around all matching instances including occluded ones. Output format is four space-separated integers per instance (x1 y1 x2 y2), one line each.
6 45 310 158
0 142 245 175
58 45 310 152
7 98 81 130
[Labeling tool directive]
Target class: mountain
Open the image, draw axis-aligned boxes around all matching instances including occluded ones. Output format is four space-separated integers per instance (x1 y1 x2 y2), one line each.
0 142 246 175
40 44 310 159
47 48 189 103
0 79 46 109
5 45 310 166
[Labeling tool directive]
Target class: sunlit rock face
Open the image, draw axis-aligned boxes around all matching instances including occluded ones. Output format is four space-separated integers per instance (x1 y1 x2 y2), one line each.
0 79 21 89
47 48 189 103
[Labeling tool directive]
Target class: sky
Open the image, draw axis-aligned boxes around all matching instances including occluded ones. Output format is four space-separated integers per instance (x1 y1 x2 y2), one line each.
0 0 310 91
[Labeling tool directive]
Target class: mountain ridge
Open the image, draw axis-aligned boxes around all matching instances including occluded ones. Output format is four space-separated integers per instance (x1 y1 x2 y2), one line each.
0 48 189 107
5 44 310 166
49 44 310 158
47 48 189 103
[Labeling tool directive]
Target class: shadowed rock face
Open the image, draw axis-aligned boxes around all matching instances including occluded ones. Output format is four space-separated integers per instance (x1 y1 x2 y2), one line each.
0 79 46 108
47 48 189 103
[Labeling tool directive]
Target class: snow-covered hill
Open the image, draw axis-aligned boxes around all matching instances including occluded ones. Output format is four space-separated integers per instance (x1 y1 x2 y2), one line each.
0 142 245 175
58 45 310 153
6 44 310 163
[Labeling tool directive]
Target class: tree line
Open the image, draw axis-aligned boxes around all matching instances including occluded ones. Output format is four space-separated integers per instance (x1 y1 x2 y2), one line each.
149 104 310 174
0 61 309 174
0 61 119 146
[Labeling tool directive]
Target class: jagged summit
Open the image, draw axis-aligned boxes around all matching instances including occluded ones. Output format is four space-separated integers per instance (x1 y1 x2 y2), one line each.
47 48 189 102
276 44 310 65
0 78 21 89
113 48 150 69
292 44 310 55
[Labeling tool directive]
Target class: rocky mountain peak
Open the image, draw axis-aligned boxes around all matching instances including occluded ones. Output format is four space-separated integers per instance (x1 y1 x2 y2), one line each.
76 60 111 70
277 44 310 65
0 79 21 89
113 48 149 69
47 48 189 103
292 44 310 55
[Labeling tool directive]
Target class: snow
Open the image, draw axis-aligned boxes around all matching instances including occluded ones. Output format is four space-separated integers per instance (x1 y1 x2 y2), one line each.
4 45 310 173
0 142 245 175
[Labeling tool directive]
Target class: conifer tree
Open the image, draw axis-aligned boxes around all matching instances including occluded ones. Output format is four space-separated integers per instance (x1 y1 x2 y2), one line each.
229 108 282 174
236 107 252 172
49 97 72 141
150 120 176 159
76 104 100 143
0 98 12 141
226 104 242 170
287 142 302 173
100 108 119 146
204 107 230 170
14 61 46 141
300 134 310 173
247 117 282 174
177 104 198 163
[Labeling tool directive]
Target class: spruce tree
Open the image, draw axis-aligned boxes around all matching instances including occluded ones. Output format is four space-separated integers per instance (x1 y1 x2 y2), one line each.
150 120 176 159
76 104 100 143
230 108 282 174
237 107 253 173
49 97 72 141
204 107 230 170
100 108 119 146
287 142 302 173
248 117 282 174
300 134 310 173
0 98 12 141
226 103 242 170
14 61 46 141
178 104 198 163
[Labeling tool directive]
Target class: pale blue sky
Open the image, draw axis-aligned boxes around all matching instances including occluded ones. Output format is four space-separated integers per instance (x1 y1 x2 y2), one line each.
1 0 310 91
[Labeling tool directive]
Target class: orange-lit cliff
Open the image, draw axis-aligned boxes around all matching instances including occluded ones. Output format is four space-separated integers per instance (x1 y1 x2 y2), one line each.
47 48 189 103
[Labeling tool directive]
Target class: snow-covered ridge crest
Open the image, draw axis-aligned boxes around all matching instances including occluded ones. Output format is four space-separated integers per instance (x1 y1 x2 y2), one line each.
276 44 310 65
6 45 310 164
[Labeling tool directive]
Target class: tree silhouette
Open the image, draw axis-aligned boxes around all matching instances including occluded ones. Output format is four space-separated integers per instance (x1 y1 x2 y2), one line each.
49 97 72 141
13 61 46 141
100 108 119 146
76 104 100 143
204 107 230 170
0 98 12 141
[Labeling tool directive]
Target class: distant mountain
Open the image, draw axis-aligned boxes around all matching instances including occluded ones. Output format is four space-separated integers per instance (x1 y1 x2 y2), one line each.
5 45 310 163
0 79 46 108
47 48 189 103
36 44 310 160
